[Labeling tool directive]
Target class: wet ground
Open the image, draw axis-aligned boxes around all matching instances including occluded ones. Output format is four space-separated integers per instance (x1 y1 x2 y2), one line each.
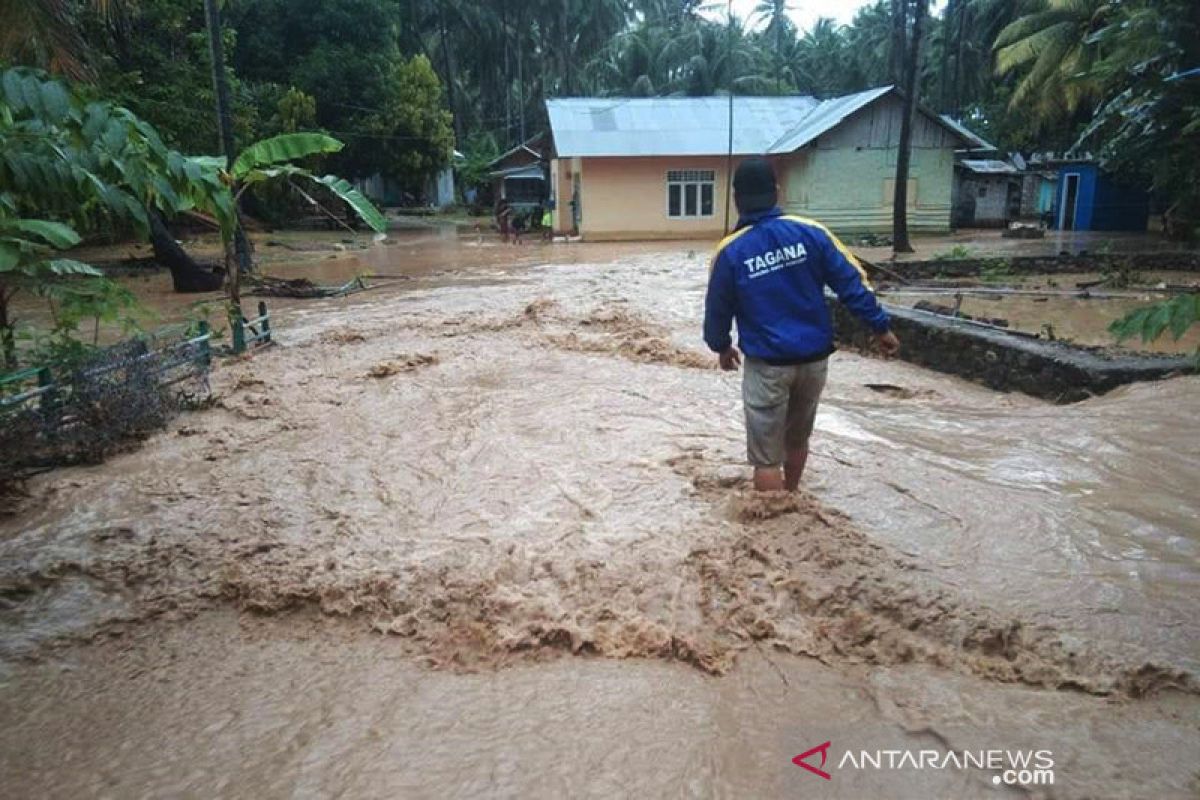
1 232 1198 797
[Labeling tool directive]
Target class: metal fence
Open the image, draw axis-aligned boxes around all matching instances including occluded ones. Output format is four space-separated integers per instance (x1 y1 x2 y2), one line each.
0 324 212 482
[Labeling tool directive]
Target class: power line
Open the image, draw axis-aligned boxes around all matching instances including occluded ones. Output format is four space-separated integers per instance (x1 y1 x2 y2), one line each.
723 0 735 235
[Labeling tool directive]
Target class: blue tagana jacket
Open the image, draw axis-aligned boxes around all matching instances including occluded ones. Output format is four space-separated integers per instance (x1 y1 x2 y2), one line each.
703 207 890 363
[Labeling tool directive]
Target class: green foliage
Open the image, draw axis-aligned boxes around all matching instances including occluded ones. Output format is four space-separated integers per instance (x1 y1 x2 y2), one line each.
979 257 1012 284
274 87 317 134
993 0 1109 126
0 213 117 369
1109 294 1200 351
458 130 500 193
4 0 1197 240
348 54 455 185
1074 0 1200 240
82 0 258 154
933 245 975 260
1099 258 1141 290
305 176 387 233
231 133 343 178
1 67 231 237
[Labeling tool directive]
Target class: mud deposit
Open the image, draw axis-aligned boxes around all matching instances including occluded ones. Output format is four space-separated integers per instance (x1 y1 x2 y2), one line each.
1 247 1198 797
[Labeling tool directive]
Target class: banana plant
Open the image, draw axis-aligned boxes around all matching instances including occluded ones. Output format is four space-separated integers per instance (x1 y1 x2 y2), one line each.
193 131 387 311
0 215 102 369
2 67 233 292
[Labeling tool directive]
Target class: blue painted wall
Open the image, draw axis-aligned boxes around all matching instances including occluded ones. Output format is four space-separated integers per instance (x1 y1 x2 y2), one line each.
1054 163 1148 231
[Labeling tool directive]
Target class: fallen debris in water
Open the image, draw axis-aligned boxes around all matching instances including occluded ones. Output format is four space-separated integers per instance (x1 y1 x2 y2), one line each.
365 354 438 378
914 299 1009 327
247 275 372 298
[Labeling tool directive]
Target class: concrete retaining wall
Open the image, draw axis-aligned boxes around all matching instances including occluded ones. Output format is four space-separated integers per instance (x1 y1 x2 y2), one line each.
888 251 1200 280
830 302 1195 403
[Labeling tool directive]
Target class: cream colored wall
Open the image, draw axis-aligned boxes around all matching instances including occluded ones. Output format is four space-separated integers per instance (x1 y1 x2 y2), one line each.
550 157 581 235
576 156 734 241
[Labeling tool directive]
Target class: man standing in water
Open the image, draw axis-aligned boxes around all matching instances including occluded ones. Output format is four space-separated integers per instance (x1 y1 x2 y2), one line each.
704 158 900 492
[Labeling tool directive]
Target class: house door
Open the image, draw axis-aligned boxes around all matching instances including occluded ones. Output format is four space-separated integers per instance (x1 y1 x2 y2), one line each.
1059 173 1080 230
570 172 581 234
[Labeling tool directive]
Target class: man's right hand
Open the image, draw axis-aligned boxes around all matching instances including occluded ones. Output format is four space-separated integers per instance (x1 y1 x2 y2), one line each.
719 347 742 371
875 330 901 357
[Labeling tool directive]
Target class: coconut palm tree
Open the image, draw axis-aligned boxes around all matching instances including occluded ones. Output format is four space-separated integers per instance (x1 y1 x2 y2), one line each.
794 18 850 96
894 0 929 254
752 0 794 93
0 0 120 79
994 0 1113 122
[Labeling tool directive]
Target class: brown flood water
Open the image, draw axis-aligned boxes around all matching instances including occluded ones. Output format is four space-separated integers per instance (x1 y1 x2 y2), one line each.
1 234 1198 798
883 270 1200 354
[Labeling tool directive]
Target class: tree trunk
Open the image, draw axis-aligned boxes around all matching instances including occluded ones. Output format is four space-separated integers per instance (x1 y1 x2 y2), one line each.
952 1 967 117
148 210 223 293
0 287 15 370
516 7 525 144
893 0 927 255
939 0 957 112
889 0 908 85
560 7 572 95
202 0 252 280
438 6 462 145
502 4 511 147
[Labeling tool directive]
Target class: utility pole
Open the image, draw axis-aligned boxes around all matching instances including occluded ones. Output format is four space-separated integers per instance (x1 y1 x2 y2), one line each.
723 0 735 235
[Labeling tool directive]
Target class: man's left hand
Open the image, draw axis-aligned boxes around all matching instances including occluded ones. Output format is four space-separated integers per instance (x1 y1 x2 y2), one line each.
719 347 741 371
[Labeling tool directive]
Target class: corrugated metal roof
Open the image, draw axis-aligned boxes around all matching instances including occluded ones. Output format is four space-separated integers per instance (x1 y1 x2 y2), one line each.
939 115 997 151
766 86 893 152
546 86 983 158
959 159 1019 175
545 95 819 157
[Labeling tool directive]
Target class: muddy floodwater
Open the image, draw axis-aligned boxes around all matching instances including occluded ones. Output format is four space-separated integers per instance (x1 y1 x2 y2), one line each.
1 234 1198 798
882 270 1200 354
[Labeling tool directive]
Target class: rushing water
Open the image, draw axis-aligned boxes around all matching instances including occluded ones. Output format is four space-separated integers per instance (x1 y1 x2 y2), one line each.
1 235 1197 798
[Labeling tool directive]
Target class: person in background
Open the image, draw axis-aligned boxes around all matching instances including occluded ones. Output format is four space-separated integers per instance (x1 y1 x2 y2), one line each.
511 208 526 245
495 197 512 243
540 204 553 242
704 157 900 493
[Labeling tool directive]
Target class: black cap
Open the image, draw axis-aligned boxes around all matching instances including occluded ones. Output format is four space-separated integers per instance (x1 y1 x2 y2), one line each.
733 157 777 213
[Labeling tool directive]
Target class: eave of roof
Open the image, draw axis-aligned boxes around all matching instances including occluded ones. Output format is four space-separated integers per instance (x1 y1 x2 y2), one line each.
938 115 997 151
958 159 1020 175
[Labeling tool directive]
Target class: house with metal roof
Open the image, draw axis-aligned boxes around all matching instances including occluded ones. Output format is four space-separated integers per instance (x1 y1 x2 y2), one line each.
952 159 1022 227
486 134 550 210
544 86 983 240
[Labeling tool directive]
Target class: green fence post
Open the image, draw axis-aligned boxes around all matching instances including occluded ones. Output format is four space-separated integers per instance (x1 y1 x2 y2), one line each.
231 311 245 354
258 301 271 344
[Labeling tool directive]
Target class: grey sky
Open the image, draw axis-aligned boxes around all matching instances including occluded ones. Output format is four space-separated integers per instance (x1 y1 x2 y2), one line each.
705 1 947 35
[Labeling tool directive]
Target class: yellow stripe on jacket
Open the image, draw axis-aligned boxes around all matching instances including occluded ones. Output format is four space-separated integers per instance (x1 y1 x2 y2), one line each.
780 214 875 290
708 225 755 275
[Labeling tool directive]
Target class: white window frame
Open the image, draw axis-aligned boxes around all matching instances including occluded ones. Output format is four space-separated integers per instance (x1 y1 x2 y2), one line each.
665 169 716 219
1059 172 1081 231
